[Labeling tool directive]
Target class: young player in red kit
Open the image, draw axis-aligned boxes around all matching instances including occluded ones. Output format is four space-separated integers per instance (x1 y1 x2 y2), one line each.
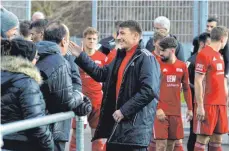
154 37 193 151
193 26 228 151
70 27 107 151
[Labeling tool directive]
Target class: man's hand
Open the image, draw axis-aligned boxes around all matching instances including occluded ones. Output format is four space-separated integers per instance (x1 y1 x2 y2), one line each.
68 41 83 57
112 110 124 123
74 96 92 116
156 109 166 122
186 110 193 122
196 105 205 121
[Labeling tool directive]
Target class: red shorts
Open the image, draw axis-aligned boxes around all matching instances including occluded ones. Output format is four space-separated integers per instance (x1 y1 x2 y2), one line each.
72 104 101 129
193 104 228 135
154 115 184 140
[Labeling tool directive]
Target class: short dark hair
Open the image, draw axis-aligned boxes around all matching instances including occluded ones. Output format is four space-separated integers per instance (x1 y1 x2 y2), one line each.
207 17 218 23
115 21 123 28
210 26 228 41
119 20 142 36
44 21 67 44
159 37 178 50
20 20 31 37
30 19 48 33
198 32 210 44
1 38 37 61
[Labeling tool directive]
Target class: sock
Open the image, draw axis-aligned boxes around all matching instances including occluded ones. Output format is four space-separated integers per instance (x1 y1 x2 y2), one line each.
148 140 156 151
174 142 184 151
194 142 205 151
208 142 222 151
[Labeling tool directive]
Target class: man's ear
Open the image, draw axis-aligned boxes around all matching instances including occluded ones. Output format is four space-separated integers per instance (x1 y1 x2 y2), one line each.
61 37 66 47
133 32 140 40
199 41 204 49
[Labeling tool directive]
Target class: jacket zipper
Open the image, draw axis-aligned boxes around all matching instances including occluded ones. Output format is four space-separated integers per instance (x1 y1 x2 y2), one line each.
107 54 142 142
132 113 138 126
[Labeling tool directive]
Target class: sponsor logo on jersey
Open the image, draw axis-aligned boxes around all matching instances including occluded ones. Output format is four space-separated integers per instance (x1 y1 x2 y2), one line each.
167 75 176 82
176 68 183 72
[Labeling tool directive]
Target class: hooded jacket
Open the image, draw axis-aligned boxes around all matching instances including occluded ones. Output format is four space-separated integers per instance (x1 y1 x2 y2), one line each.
1 56 54 151
36 41 84 141
75 41 160 147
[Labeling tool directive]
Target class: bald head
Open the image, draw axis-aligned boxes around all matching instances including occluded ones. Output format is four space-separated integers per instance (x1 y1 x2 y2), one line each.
32 11 45 21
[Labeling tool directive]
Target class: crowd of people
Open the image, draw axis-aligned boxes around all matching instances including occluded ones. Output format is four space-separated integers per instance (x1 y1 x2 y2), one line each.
1 5 229 151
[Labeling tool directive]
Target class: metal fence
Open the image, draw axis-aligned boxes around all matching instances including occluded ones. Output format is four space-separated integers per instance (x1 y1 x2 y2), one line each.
93 0 229 60
95 0 195 43
1 0 31 21
209 1 229 27
0 112 85 151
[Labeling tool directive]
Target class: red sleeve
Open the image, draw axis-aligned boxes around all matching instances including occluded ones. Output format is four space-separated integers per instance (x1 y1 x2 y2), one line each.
182 64 192 110
195 52 209 74
106 49 117 65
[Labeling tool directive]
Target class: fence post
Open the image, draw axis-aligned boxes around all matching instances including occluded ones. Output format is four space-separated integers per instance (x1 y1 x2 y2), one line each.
26 0 31 20
76 116 84 151
92 0 97 29
199 0 209 33
193 0 199 38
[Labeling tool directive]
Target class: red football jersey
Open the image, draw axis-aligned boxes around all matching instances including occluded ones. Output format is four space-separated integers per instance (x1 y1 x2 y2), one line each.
80 51 107 106
195 46 226 105
157 59 192 115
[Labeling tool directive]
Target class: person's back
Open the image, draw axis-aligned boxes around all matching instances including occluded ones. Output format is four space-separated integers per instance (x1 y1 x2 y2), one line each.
1 39 54 151
36 21 92 151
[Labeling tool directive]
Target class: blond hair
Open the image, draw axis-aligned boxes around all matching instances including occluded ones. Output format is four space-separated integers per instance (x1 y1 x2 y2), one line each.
211 26 228 41
83 27 99 38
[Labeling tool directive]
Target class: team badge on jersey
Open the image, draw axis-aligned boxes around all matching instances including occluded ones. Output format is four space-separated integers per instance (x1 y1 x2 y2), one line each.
217 63 223 71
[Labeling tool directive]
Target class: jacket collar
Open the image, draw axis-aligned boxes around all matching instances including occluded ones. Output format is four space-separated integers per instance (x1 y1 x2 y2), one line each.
1 56 42 84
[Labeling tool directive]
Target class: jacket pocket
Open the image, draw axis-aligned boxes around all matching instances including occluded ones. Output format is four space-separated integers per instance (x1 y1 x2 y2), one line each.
132 113 138 126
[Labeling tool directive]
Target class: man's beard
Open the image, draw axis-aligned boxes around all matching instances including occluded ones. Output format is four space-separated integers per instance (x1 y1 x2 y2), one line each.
161 56 170 62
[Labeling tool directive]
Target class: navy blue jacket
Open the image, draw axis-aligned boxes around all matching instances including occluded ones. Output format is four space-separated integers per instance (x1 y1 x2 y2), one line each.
1 56 54 151
36 41 83 141
75 41 160 147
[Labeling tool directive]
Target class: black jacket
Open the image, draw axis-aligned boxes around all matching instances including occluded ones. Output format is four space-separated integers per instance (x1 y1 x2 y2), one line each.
36 41 84 141
75 41 161 147
186 53 197 103
64 54 82 92
145 34 185 61
1 56 54 151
